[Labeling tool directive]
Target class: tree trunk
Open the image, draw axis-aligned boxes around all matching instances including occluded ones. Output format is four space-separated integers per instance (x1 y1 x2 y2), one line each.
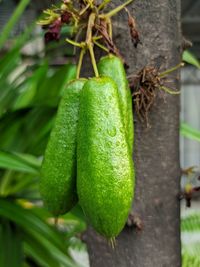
83 1 182 266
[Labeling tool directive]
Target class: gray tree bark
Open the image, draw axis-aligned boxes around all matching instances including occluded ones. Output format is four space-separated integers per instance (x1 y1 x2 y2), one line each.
83 1 182 267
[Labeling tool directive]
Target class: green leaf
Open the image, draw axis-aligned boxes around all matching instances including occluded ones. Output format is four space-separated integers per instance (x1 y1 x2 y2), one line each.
14 153 41 169
0 219 23 267
0 219 12 267
0 200 62 249
62 204 87 239
180 122 200 142
0 48 22 116
0 0 30 49
32 63 77 107
13 63 49 110
181 213 200 232
0 48 21 78
181 213 200 266
0 200 79 267
23 233 59 267
182 252 200 267
10 224 23 267
182 51 200 69
0 170 39 197
0 151 39 174
20 107 56 155
0 108 55 155
0 111 25 151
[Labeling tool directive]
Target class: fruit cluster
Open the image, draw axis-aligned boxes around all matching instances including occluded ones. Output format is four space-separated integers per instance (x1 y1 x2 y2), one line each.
39 0 136 240
40 54 135 240
39 0 182 240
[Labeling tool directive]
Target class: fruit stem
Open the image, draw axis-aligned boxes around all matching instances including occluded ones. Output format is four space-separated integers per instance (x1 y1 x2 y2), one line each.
88 43 99 77
100 0 133 19
160 86 180 95
107 17 113 39
85 0 95 8
86 13 96 44
66 38 83 48
93 40 109 52
86 13 99 77
159 62 185 78
77 47 86 79
79 3 90 16
98 0 111 11
93 36 102 41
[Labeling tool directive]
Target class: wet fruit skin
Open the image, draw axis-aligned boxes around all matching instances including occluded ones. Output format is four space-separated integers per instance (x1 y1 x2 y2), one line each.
98 54 134 152
40 79 86 216
77 77 134 238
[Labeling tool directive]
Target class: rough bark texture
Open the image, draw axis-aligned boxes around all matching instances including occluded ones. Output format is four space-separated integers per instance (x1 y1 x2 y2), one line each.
83 1 182 267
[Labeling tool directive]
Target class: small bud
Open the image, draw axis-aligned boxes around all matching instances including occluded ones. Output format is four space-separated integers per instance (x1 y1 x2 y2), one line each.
61 12 71 23
44 19 61 44
185 183 193 194
45 31 60 43
61 4 68 11
128 16 141 48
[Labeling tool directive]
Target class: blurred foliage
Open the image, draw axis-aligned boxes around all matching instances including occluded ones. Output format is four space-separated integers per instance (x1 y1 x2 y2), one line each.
182 214 200 232
182 252 200 267
181 51 200 267
181 123 200 143
182 50 200 69
0 0 30 49
180 51 200 143
0 1 87 266
181 213 200 267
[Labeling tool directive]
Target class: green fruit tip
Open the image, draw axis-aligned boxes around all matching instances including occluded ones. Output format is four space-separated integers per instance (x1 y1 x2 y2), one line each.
108 237 116 249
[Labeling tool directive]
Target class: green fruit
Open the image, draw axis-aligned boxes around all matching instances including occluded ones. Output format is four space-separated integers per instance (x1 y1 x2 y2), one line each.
77 77 134 238
98 54 134 151
40 78 86 216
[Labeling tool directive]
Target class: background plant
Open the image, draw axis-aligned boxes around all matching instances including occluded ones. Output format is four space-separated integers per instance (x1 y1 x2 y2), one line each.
180 50 200 267
0 1 88 266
